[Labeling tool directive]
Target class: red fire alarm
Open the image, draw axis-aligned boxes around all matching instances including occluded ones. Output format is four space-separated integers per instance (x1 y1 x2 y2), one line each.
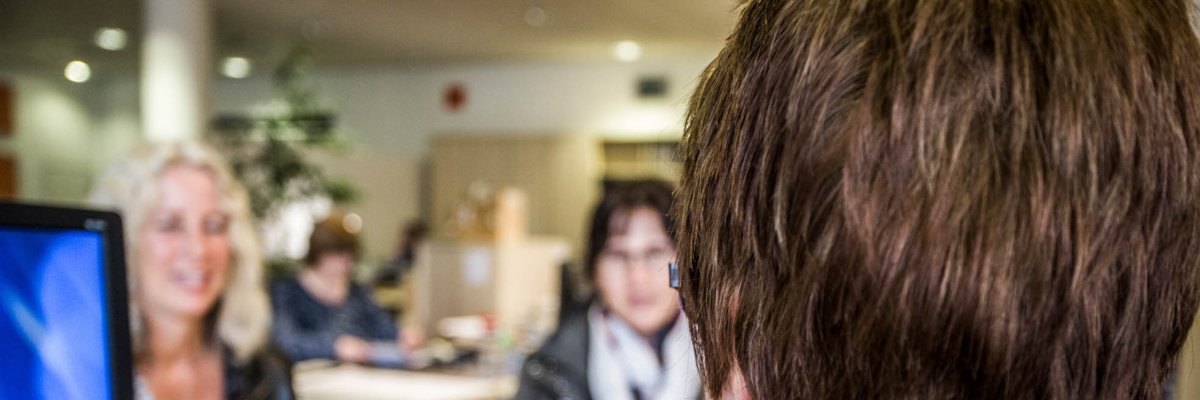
443 82 467 113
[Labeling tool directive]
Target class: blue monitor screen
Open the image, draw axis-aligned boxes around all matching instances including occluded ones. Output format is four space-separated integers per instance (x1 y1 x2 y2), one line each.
0 227 112 400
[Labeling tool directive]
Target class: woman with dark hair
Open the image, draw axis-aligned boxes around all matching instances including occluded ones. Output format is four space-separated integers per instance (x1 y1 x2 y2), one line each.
515 180 701 400
674 1 1200 399
271 213 413 364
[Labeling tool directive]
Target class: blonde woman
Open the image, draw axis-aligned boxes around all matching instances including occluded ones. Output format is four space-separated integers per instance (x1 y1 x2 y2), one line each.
90 141 293 400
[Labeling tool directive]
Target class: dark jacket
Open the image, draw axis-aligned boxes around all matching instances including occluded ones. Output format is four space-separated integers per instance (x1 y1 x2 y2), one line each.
514 309 705 400
138 343 293 400
514 312 592 400
224 344 295 400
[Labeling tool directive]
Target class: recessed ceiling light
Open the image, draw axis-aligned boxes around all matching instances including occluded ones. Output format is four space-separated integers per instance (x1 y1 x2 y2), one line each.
221 56 252 79
343 213 363 233
524 6 549 28
613 40 642 62
94 28 127 51
64 61 91 83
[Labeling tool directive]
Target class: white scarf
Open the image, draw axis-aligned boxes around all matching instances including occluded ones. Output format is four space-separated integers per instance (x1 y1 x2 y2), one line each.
587 304 701 400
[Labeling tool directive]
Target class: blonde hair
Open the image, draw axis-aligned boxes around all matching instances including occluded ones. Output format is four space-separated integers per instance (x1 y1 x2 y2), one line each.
89 140 270 364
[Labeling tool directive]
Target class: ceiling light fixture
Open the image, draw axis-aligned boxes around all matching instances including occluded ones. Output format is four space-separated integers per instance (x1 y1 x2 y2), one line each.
613 40 642 62
524 6 549 28
64 61 92 83
94 28 127 51
220 56 253 79
343 213 363 233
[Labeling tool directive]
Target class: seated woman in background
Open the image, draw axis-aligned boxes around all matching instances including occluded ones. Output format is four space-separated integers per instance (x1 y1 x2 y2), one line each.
89 141 292 399
516 180 701 400
271 214 412 364
674 0 1200 399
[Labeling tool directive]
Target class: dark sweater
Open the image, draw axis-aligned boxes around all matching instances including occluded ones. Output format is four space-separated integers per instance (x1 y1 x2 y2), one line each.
269 278 398 362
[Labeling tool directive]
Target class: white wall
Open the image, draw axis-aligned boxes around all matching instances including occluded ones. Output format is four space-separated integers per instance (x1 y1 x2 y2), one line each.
215 58 711 157
0 70 141 205
308 148 422 266
400 58 710 146
213 56 714 261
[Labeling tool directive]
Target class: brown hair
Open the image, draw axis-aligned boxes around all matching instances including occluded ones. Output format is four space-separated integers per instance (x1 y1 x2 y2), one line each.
676 1 1200 398
305 213 360 265
585 179 675 280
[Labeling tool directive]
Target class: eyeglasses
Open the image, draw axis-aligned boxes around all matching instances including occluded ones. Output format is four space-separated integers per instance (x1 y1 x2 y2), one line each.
596 248 674 272
669 261 684 312
668 261 681 289
594 249 674 287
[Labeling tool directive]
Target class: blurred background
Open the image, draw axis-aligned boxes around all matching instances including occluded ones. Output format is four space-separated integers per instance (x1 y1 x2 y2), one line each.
0 0 738 398
0 0 737 259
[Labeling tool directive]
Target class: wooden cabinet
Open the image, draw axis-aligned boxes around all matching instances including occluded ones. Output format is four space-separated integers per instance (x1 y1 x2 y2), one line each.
430 134 601 260
0 155 14 199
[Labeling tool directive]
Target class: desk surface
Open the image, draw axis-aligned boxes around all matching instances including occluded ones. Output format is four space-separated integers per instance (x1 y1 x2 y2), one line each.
294 363 518 400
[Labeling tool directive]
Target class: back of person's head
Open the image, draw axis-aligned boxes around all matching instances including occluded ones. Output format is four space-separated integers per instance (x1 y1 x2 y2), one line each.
305 212 361 266
675 1 1200 398
585 179 676 280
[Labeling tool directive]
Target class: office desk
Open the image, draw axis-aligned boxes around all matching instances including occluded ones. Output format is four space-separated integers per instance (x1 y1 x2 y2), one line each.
294 363 518 400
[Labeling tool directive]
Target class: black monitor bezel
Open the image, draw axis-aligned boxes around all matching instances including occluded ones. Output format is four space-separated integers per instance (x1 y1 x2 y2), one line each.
0 201 134 400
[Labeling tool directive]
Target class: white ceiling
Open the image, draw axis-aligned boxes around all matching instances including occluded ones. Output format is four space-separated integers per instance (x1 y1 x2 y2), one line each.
217 0 738 65
0 0 739 73
0 0 142 72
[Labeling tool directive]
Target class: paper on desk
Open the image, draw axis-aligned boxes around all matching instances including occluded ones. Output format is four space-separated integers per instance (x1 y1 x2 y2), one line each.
462 248 491 288
294 364 516 400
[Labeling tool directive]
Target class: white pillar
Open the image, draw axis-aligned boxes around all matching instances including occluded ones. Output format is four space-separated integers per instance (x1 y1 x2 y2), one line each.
141 0 211 141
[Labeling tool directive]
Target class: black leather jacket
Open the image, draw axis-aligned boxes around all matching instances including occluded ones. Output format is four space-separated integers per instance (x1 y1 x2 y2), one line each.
514 312 593 400
223 344 295 400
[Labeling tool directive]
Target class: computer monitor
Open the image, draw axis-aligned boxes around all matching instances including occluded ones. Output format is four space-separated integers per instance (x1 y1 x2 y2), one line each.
0 202 133 400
